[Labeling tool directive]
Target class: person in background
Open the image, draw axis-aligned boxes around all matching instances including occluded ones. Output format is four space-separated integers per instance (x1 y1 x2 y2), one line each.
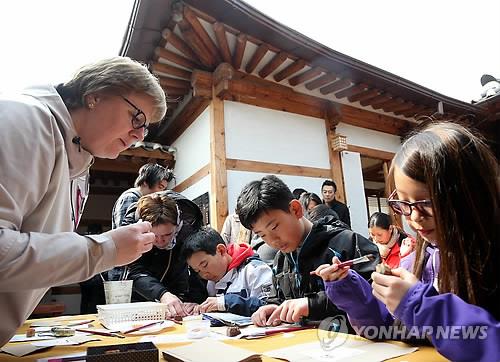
368 212 412 268
122 191 206 317
314 122 500 361
182 227 273 316
112 163 173 229
299 192 338 220
321 180 351 227
292 188 308 200
220 212 253 245
0 56 165 345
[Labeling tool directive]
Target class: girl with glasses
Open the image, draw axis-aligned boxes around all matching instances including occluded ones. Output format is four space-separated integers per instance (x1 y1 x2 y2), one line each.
313 122 499 361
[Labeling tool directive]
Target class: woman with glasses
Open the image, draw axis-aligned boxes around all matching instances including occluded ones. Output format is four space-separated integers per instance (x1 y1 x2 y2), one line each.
312 122 499 361
0 57 166 346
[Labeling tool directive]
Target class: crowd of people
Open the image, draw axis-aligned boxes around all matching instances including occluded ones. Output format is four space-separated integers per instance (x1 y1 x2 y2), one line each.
0 56 498 361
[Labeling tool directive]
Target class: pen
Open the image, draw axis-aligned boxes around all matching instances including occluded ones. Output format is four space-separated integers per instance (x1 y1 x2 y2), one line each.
75 328 125 338
67 319 94 327
122 321 163 334
336 254 375 268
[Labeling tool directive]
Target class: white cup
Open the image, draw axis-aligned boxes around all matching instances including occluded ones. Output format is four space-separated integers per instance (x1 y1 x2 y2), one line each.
103 280 133 304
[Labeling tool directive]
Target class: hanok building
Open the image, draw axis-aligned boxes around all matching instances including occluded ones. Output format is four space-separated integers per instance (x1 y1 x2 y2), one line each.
87 0 494 238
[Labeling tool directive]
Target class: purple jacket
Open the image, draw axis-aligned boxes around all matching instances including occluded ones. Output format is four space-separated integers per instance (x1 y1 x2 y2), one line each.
324 246 500 362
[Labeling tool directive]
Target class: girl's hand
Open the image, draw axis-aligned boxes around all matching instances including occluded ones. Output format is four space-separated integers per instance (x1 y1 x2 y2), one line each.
371 267 419 313
198 297 219 313
310 256 350 282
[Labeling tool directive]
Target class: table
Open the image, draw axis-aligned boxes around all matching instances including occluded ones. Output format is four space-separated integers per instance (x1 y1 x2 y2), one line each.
0 314 448 361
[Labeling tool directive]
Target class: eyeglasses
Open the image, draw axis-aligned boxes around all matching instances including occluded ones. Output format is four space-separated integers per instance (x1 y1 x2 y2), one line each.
387 190 433 217
121 96 149 137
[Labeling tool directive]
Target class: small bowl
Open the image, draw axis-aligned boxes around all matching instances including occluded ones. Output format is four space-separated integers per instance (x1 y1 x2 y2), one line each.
185 319 210 339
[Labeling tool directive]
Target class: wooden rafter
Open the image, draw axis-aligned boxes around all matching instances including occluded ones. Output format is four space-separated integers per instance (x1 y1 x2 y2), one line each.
233 34 247 70
319 78 351 95
273 59 306 82
245 43 269 73
151 62 192 80
259 52 288 78
334 83 369 99
177 23 215 68
390 102 415 114
288 67 323 86
348 88 380 103
361 93 392 107
305 73 337 90
377 97 405 111
163 87 188 97
155 47 198 69
161 29 198 61
401 104 427 118
213 22 232 64
158 76 191 90
183 6 222 64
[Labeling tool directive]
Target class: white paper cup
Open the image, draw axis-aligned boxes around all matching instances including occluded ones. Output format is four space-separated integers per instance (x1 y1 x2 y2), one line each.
103 280 133 304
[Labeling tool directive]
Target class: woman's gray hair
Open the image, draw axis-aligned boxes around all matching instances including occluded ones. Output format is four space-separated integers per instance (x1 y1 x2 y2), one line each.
56 56 166 122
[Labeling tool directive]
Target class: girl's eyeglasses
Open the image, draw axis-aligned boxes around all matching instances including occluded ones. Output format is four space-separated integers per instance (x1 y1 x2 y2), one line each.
121 96 149 137
387 190 433 217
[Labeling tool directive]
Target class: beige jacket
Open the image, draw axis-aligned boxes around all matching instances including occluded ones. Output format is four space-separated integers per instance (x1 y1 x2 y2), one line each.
0 85 116 346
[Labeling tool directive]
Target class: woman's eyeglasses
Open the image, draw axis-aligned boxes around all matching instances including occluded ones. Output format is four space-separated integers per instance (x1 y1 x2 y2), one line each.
121 96 149 136
387 190 433 217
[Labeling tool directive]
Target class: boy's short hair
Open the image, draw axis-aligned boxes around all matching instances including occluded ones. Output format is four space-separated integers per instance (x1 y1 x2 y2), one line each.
134 163 173 188
321 179 337 192
292 188 307 200
236 175 294 230
182 227 224 260
136 193 177 226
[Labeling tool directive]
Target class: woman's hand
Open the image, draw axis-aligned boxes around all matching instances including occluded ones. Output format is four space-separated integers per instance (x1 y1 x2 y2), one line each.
160 292 188 317
198 297 219 313
310 256 350 282
371 267 418 313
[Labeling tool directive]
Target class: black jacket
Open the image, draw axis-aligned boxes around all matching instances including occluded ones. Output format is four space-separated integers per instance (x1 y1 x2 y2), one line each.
328 199 351 227
122 190 207 303
269 216 380 321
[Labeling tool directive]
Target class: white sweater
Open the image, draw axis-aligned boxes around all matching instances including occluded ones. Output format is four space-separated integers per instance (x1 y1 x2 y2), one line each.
0 85 116 346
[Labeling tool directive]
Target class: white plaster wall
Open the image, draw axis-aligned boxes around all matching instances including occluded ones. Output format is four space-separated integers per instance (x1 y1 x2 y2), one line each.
341 151 369 237
171 108 210 184
226 170 326 214
336 123 402 153
180 175 211 201
224 102 331 169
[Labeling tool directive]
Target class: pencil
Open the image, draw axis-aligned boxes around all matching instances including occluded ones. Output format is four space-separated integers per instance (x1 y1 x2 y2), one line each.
75 328 125 338
122 321 163 334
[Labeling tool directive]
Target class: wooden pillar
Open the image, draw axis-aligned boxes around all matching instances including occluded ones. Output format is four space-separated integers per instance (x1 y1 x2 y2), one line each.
324 102 346 203
209 90 228 232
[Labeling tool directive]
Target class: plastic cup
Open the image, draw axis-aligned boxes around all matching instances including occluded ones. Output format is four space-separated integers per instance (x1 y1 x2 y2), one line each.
103 280 133 304
185 319 210 339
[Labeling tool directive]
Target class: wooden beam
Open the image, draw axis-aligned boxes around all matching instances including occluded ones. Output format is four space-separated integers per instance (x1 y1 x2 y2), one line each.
348 88 380 103
155 47 198 69
401 104 427 117
319 78 351 95
258 52 288 78
362 93 392 107
158 76 191 90
172 164 210 193
92 158 142 173
340 104 409 135
191 69 213 98
233 34 247 70
324 118 346 203
245 43 269 73
347 144 395 161
213 22 232 64
334 83 369 99
151 62 192 80
288 67 324 86
163 93 211 145
209 95 228 232
389 102 415 114
273 59 306 82
177 20 216 68
120 148 174 161
161 29 198 61
305 73 337 90
162 87 188 97
226 159 331 178
212 65 411 135
183 6 222 64
379 97 405 112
